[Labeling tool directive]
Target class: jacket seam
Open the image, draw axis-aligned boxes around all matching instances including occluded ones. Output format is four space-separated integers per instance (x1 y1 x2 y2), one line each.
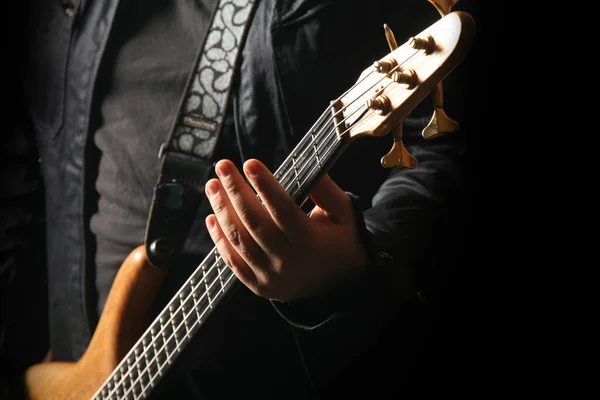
79 0 123 343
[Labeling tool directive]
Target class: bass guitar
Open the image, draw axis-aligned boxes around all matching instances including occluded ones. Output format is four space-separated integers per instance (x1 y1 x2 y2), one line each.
23 9 475 400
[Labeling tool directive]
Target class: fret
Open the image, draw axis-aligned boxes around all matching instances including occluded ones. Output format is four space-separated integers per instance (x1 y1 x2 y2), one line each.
190 278 203 323
297 154 316 192
149 326 163 375
124 356 141 399
159 317 174 365
292 153 302 191
109 376 116 395
215 260 225 295
140 343 164 398
276 135 309 193
118 365 128 398
168 304 182 353
133 347 147 398
276 121 340 203
179 291 192 339
182 285 194 315
310 128 322 169
206 259 230 303
100 383 108 399
139 376 155 400
104 380 113 400
278 159 299 195
215 252 226 293
201 261 213 309
141 335 156 389
156 316 170 344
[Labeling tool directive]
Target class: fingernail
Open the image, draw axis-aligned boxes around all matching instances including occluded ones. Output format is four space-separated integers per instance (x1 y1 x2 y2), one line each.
206 181 218 197
215 160 231 178
206 215 215 230
243 160 259 177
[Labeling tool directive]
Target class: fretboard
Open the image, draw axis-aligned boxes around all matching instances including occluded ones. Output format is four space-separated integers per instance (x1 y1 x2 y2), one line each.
92 111 348 400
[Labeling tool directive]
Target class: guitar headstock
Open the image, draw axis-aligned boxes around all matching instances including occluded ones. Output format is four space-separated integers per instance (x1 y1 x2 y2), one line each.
335 11 475 150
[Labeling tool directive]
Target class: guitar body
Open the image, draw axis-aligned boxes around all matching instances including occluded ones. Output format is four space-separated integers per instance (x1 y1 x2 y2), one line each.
23 247 165 400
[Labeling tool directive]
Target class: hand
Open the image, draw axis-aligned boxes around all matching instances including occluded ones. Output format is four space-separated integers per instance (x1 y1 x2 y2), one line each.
205 159 368 302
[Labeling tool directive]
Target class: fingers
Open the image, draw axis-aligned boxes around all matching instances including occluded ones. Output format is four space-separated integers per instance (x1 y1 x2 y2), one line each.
309 173 353 221
205 173 269 285
242 159 308 235
310 175 354 223
205 159 364 301
214 160 288 251
205 213 257 288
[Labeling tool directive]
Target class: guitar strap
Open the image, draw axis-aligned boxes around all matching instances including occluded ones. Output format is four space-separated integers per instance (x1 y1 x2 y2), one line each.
144 0 259 268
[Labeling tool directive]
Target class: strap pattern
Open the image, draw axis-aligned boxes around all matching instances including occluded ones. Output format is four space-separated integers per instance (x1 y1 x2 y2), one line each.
168 0 256 159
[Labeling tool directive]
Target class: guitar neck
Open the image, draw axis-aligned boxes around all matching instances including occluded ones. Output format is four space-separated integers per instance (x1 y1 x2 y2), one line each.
274 111 349 205
92 107 349 399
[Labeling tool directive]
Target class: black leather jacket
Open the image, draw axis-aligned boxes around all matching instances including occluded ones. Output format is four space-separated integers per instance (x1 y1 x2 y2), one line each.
19 0 470 396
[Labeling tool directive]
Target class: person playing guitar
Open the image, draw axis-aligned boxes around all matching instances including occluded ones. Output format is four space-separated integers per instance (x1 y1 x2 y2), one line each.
2 0 480 398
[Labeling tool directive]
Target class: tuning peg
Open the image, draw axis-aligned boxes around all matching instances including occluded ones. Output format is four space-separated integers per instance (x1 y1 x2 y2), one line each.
422 82 459 139
384 5 459 140
381 123 418 169
426 0 460 16
383 23 398 51
418 0 460 139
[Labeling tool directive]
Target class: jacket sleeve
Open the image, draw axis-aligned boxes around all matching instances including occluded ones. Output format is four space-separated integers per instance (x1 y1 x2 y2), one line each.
270 122 468 392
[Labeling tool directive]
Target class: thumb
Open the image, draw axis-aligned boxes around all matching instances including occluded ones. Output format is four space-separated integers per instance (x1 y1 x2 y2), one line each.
309 174 353 220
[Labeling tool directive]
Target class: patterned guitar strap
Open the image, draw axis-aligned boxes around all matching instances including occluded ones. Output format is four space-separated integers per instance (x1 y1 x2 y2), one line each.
145 0 258 268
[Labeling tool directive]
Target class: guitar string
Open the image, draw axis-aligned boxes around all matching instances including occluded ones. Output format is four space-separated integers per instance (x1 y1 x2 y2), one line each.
116 123 349 400
113 119 342 399
98 251 233 399
270 53 415 189
111 116 354 399
100 119 340 396
267 46 418 198
102 61 389 393
104 61 395 393
119 68 420 392
100 47 419 398
110 109 375 398
102 69 403 399
270 43 423 193
102 73 397 399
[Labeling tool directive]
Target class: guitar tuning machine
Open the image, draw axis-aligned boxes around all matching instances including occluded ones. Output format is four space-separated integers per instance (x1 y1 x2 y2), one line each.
422 0 460 139
409 35 435 54
373 59 397 74
426 0 460 17
381 123 418 169
382 0 461 145
378 23 417 169
422 83 459 139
